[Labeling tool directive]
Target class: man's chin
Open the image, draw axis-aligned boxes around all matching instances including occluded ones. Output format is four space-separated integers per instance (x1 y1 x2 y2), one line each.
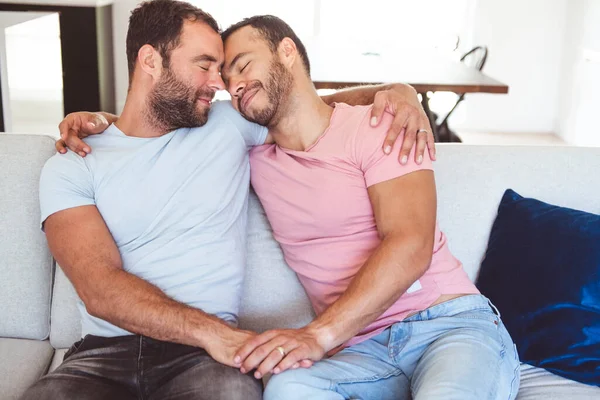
193 106 210 126
240 106 264 124
239 111 259 124
195 113 210 127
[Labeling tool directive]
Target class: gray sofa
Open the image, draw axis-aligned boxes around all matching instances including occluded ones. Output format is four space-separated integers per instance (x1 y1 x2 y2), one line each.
1 133 599 400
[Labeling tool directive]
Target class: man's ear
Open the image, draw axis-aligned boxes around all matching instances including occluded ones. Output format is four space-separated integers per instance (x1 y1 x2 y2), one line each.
278 38 297 68
137 44 162 79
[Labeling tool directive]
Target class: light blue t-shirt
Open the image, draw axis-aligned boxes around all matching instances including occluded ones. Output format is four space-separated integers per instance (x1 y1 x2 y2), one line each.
39 101 268 338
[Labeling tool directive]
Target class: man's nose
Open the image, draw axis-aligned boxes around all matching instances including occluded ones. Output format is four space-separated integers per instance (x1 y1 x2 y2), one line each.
208 71 225 91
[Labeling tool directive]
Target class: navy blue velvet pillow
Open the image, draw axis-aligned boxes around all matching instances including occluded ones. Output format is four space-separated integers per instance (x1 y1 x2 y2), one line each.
477 189 600 386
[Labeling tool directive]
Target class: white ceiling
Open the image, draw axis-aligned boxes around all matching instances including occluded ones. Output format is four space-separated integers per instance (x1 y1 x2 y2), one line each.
0 0 113 7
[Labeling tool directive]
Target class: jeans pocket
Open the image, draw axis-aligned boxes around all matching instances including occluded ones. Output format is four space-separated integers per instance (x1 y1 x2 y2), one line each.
455 307 500 326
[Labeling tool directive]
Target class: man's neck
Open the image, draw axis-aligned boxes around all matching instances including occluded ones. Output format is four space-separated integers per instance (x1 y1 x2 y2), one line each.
269 81 333 151
115 87 173 138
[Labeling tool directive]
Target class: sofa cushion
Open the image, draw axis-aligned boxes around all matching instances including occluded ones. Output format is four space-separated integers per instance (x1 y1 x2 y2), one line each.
47 348 68 373
516 363 600 399
238 190 315 332
50 265 82 349
0 338 54 400
477 189 600 386
433 145 600 281
0 134 56 340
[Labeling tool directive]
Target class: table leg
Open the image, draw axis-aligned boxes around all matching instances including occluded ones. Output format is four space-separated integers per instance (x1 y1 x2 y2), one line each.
420 92 440 142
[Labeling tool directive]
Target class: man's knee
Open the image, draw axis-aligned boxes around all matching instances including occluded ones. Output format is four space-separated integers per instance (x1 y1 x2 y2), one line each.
264 369 321 400
178 362 262 400
21 376 80 400
20 372 134 400
216 366 262 400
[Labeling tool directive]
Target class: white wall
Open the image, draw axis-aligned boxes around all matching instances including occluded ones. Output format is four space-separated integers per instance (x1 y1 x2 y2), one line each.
112 0 588 140
557 0 600 146
450 0 569 135
112 0 138 113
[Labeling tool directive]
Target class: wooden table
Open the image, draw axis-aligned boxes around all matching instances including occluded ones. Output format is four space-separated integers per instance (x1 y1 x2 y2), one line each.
309 48 509 140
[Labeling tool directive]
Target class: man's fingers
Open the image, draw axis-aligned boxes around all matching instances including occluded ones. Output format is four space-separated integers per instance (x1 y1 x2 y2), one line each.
398 127 417 165
85 113 110 134
385 113 410 153
234 330 279 366
64 131 91 156
55 139 67 154
370 92 387 127
290 360 312 369
397 113 418 165
254 346 292 379
240 337 288 374
415 130 428 164
382 110 410 154
58 121 69 142
272 348 307 375
424 118 437 160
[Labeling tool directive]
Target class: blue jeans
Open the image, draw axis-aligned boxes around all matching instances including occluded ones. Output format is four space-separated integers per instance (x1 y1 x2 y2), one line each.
265 295 520 400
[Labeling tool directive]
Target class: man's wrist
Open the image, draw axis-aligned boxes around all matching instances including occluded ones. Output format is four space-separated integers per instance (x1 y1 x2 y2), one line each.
193 315 233 350
306 321 339 352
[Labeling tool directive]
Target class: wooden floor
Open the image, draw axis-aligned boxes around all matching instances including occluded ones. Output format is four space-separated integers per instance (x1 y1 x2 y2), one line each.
457 131 566 146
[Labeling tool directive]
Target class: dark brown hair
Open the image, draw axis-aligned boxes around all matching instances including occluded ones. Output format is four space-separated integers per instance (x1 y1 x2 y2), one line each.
126 0 220 82
222 15 310 76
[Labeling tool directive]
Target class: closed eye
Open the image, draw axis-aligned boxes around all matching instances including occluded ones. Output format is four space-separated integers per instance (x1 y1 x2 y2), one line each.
240 61 250 73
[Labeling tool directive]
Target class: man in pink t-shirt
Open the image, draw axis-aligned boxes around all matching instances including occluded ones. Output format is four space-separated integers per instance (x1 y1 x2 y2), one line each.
222 16 520 400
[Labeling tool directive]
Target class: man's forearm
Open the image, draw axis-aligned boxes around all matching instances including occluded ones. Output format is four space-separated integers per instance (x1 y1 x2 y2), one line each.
307 235 432 350
320 83 416 106
86 268 230 348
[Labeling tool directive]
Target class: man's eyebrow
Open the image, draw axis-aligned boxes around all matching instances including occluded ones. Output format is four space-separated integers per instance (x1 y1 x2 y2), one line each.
227 52 249 72
192 54 218 63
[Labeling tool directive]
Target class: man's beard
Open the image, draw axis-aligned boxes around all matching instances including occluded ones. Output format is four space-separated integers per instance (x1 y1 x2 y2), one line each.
239 59 293 127
147 67 215 131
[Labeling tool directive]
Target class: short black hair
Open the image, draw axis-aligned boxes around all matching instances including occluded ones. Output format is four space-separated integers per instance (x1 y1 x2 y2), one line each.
127 0 220 82
221 15 310 76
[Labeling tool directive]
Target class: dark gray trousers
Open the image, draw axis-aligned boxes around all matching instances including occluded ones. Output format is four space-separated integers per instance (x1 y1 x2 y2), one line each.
21 334 263 400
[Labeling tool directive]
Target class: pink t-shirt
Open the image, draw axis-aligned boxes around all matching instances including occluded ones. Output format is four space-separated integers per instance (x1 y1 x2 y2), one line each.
250 103 478 346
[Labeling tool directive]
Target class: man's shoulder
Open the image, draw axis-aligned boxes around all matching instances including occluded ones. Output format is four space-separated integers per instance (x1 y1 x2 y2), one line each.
207 100 267 146
331 103 378 135
79 125 130 151
43 128 125 176
209 100 262 128
330 103 389 141
333 102 372 117
209 100 237 117
43 148 87 172
332 103 392 126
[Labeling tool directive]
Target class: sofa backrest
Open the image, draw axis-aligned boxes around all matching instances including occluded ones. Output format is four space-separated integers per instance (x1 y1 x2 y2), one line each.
433 145 599 281
4 134 600 348
0 134 56 340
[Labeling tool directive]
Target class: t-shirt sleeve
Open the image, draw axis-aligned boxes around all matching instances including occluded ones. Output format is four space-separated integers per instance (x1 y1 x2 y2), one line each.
354 108 433 188
214 100 268 148
39 152 95 229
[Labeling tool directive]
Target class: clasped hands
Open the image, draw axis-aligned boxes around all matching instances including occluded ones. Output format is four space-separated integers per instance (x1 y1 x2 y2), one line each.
230 326 331 379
